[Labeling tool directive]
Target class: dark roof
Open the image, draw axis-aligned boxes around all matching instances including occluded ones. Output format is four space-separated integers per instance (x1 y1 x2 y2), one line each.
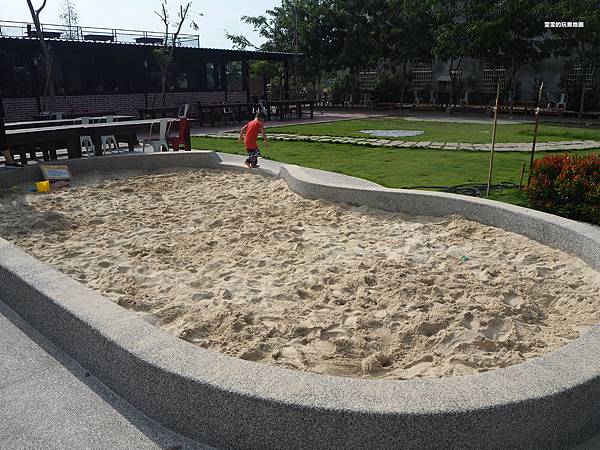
0 36 296 61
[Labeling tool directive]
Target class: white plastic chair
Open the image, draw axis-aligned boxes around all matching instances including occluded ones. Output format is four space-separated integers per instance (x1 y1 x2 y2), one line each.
80 117 96 157
142 119 171 152
360 93 373 109
101 116 119 154
429 90 437 105
413 89 423 105
222 106 236 123
257 100 267 116
557 93 567 110
343 93 353 109
178 103 190 118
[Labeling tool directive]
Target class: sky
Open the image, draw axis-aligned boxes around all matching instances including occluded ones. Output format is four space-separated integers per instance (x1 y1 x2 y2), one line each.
0 0 281 49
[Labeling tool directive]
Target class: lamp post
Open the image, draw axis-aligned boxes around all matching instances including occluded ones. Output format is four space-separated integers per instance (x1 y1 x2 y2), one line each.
143 59 149 109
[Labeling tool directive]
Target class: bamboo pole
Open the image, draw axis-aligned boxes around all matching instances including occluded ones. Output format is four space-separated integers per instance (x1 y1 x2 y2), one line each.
527 82 544 188
519 161 526 190
486 82 501 196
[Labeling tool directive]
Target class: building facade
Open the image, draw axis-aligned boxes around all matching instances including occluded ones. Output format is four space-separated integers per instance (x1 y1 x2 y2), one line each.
0 23 293 121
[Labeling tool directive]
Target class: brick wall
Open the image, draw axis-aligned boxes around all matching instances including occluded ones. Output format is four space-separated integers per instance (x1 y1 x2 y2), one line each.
3 90 248 122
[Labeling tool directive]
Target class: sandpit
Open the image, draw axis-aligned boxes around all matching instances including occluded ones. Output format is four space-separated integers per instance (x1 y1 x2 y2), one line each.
1 168 599 380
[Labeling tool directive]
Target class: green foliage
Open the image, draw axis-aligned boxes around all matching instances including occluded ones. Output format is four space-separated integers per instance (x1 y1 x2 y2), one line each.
271 117 600 144
528 153 600 224
225 32 256 50
329 73 354 104
232 0 600 110
191 135 598 202
373 71 411 102
250 60 281 80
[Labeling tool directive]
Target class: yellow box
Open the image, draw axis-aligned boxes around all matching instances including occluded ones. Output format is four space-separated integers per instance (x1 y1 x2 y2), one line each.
36 181 50 193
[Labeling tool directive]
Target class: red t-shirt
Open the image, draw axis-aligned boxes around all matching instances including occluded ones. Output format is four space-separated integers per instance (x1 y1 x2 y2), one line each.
244 119 263 150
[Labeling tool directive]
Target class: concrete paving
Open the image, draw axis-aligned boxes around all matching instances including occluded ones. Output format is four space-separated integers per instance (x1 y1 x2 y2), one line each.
190 110 386 135
196 131 600 152
0 300 210 450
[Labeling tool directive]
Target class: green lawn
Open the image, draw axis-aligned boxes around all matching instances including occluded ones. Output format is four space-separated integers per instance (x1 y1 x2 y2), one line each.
191 136 598 207
268 116 600 144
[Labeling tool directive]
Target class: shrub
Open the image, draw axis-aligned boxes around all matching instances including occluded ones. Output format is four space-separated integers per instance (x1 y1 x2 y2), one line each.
527 153 600 224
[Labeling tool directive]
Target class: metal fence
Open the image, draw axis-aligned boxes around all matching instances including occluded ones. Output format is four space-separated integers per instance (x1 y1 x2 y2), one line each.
0 20 200 48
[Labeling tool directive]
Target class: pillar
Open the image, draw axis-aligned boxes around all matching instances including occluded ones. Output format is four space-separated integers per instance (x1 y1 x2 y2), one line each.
242 60 250 102
220 62 228 102
283 59 290 99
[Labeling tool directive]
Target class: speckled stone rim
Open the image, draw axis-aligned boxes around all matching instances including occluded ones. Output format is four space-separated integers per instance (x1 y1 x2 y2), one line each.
1 151 599 449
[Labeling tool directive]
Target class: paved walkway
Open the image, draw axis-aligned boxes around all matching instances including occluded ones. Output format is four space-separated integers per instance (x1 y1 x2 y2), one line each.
196 132 600 152
190 110 386 135
0 300 209 450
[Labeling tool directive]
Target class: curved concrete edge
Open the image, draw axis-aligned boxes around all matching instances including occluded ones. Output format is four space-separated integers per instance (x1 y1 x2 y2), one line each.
277 164 600 271
1 151 600 449
0 151 223 189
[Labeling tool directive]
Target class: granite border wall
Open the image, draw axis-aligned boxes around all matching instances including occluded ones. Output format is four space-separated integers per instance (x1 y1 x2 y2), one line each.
1 152 599 449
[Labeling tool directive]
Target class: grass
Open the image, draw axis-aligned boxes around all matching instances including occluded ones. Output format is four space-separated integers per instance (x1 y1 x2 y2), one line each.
193 116 599 209
268 116 600 144
191 136 598 204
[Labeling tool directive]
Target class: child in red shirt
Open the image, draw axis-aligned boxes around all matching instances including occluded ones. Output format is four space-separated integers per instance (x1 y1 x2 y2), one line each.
239 112 268 168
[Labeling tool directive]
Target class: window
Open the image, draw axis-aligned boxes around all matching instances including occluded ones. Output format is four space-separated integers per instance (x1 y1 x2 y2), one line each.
481 63 506 92
411 63 432 89
564 60 595 89
359 71 376 91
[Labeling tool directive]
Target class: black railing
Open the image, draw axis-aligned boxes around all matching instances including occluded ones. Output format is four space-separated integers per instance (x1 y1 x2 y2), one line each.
0 20 200 48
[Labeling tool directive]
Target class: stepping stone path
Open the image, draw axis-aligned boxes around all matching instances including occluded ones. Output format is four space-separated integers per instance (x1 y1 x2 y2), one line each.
195 132 600 152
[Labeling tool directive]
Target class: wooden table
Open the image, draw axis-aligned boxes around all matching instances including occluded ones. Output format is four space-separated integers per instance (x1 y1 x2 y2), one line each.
5 115 135 130
138 107 180 119
264 100 314 121
197 103 256 127
33 111 118 120
6 118 176 163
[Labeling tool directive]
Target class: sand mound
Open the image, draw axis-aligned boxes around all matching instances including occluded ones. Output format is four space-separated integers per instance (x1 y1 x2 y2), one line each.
1 168 599 380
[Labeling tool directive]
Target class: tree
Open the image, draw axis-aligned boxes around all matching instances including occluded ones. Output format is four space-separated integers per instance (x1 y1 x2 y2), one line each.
59 0 79 39
231 0 347 97
225 32 256 51
153 1 200 106
469 0 547 115
432 0 482 110
378 0 436 102
26 0 56 105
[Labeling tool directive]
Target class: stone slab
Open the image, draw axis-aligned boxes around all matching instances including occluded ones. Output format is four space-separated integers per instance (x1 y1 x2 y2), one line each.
0 301 209 450
1 151 600 449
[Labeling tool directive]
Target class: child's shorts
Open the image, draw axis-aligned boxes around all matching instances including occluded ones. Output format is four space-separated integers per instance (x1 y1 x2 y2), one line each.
246 149 260 166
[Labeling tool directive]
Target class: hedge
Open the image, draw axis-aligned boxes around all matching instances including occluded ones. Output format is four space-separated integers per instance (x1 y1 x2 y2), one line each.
528 153 600 225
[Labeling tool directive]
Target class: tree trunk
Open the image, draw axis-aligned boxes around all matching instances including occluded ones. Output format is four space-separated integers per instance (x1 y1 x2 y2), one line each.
26 0 56 100
448 64 454 114
400 61 406 103
578 86 586 119
161 69 168 107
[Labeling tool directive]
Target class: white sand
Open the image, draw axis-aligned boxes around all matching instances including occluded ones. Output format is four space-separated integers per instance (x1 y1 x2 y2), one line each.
1 168 599 380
